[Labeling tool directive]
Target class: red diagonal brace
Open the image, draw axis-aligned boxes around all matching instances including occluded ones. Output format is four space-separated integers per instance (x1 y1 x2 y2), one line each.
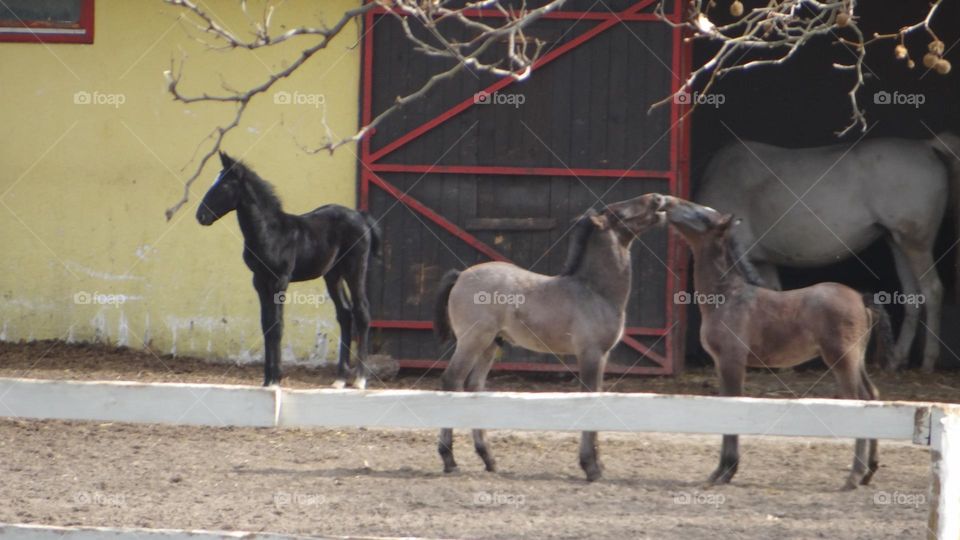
366 0 659 164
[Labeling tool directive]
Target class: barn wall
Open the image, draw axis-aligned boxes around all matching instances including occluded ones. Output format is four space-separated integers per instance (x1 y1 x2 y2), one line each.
0 0 360 364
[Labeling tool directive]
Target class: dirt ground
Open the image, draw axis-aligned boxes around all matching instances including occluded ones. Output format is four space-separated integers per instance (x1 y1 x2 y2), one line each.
0 341 956 539
0 421 935 540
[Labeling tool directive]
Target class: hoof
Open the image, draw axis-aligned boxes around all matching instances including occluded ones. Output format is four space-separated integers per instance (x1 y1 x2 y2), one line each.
707 467 736 486
443 464 460 474
483 461 497 473
842 479 860 491
351 377 367 390
331 380 347 389
581 461 603 482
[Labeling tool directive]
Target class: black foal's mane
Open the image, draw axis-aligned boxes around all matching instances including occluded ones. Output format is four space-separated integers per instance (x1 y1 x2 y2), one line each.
724 232 765 286
561 212 598 276
232 160 283 211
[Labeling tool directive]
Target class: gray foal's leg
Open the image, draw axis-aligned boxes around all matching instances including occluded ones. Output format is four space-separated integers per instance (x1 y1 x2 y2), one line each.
438 333 490 474
577 350 607 482
467 344 499 472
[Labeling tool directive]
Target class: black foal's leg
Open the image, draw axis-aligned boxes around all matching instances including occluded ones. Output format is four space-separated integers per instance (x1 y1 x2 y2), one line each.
577 350 607 482
325 275 352 389
709 359 745 485
255 277 285 386
467 344 499 472
344 258 371 389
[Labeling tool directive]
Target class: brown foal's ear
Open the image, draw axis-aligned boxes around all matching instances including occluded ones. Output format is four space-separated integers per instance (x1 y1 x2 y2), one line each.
717 213 735 229
590 213 610 230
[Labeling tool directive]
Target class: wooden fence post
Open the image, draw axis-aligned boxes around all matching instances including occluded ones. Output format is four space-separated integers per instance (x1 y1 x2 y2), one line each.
928 406 960 540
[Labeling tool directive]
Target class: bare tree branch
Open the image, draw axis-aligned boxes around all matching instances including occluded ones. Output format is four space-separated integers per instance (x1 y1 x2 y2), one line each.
653 0 950 136
163 0 567 220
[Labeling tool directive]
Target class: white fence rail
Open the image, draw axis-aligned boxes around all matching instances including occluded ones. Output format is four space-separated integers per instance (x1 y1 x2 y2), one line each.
0 377 956 539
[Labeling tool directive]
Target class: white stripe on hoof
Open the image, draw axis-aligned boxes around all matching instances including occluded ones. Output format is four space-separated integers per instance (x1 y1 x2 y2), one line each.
331 380 346 389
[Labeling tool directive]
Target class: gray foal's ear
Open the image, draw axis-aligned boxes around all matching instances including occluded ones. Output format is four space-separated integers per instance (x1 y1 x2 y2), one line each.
590 213 610 231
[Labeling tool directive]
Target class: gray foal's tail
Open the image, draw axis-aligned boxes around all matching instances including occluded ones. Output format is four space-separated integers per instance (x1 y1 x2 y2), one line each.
863 294 896 371
360 211 382 260
434 269 461 344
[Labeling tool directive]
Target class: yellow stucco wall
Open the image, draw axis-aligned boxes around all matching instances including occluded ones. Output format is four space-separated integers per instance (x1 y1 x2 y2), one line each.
0 0 361 364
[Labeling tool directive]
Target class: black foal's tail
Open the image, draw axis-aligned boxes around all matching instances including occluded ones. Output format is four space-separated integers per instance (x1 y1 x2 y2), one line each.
360 211 382 260
434 269 461 343
863 294 895 371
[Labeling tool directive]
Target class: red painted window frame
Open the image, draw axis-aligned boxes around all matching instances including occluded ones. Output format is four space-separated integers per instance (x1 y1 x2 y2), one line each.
0 0 95 44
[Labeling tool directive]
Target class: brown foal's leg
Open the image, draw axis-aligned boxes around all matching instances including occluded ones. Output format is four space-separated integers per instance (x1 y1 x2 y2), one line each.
709 358 745 485
830 354 871 490
859 365 881 485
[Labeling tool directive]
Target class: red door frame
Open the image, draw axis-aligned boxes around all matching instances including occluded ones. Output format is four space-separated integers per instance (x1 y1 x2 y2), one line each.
359 0 692 375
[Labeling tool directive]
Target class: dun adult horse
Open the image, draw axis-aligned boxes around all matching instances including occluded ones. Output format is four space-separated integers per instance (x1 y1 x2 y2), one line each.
664 197 894 489
433 193 667 481
698 133 960 371
196 152 381 388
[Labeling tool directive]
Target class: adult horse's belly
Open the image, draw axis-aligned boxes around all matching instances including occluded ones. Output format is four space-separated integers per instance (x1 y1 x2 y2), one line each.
744 206 884 266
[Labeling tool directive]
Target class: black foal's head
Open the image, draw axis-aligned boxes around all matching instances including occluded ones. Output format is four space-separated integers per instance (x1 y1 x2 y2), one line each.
196 152 245 226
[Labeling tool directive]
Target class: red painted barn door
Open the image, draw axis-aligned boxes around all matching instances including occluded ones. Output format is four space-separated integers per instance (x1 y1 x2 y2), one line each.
359 0 692 375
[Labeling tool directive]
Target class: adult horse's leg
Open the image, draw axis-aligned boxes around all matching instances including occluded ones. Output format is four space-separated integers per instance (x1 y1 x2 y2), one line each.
889 237 943 372
467 343 499 472
344 256 371 389
324 274 352 389
438 332 488 474
708 358 745 485
577 349 607 482
886 239 922 369
254 276 285 386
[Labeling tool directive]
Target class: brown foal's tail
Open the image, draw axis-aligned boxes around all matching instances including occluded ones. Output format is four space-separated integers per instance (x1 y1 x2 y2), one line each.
434 269 461 343
863 294 896 371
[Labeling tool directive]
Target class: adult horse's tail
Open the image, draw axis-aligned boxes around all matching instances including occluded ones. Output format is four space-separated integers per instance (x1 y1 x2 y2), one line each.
862 294 895 371
360 211 382 260
434 269 461 343
930 132 960 302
